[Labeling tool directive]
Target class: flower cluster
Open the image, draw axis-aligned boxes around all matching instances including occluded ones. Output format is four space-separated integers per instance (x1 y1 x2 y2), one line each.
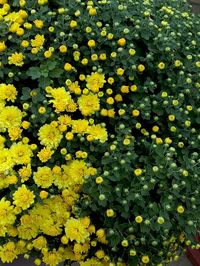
0 0 200 265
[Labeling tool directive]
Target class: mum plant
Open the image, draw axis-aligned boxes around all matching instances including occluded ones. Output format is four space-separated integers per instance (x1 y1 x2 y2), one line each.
0 0 200 265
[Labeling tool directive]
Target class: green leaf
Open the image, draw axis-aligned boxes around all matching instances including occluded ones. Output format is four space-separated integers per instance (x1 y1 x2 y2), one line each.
27 67 41 80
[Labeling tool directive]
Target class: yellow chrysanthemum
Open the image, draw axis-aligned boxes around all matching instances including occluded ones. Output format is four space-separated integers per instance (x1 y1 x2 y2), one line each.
87 125 108 143
0 242 18 263
79 257 104 266
8 52 24 66
8 127 22 141
38 123 63 149
32 236 47 250
78 93 100 116
65 218 90 243
31 34 45 47
33 166 54 188
0 198 16 226
0 84 18 102
0 106 22 129
37 147 54 162
17 215 39 240
18 164 32 182
86 72 106 93
42 249 63 266
13 184 35 210
47 87 74 113
10 142 32 165
72 119 89 134
0 148 14 172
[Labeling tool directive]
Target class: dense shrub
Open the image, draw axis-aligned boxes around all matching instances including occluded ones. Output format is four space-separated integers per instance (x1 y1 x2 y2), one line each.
0 0 200 265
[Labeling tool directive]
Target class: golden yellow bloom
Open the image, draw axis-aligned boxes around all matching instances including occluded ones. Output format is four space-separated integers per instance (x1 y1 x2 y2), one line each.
32 236 47 250
64 63 72 71
70 20 77 28
34 19 44 28
0 242 18 263
0 198 16 226
87 124 108 143
0 41 7 52
135 215 143 224
0 148 14 172
65 218 89 243
134 168 142 176
37 147 54 162
88 39 96 48
78 93 100 116
10 142 32 165
138 64 145 72
0 84 17 102
31 34 45 48
59 45 67 53
142 255 150 264
33 166 54 188
177 205 185 214
106 209 114 217
8 52 24 66
89 8 97 15
38 123 63 149
132 109 140 117
117 38 126 46
158 62 165 70
116 68 125 76
86 72 106 93
8 127 22 141
13 185 35 210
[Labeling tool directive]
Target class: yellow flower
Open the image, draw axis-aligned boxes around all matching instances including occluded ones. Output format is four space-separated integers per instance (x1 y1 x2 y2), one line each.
31 34 45 48
134 168 142 176
138 64 145 72
168 115 175 121
0 41 7 52
10 142 32 165
86 72 106 93
0 242 18 263
135 215 143 224
34 166 54 188
37 147 54 162
0 198 16 226
89 8 97 16
72 119 89 134
0 106 22 129
158 62 165 70
65 218 89 243
106 209 114 217
117 38 126 46
13 184 35 210
132 109 140 117
18 164 32 182
38 123 63 149
69 20 77 28
64 63 72 71
21 40 29 48
32 236 47 250
177 205 185 214
34 19 44 28
116 68 125 76
59 45 67 53
88 39 96 48
8 127 22 141
78 93 100 116
0 148 14 172
87 124 108 143
8 52 24 66
17 214 38 240
142 255 150 264
47 87 74 113
42 249 63 266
